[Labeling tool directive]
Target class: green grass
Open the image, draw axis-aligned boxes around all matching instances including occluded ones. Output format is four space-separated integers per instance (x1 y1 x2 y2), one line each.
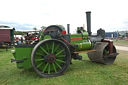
0 48 128 85
113 40 128 47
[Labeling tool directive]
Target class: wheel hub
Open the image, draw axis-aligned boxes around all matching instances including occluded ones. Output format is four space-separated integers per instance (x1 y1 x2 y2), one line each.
44 54 56 63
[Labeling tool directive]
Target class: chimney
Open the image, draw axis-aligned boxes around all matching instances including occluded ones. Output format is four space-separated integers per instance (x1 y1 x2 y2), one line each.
86 11 92 36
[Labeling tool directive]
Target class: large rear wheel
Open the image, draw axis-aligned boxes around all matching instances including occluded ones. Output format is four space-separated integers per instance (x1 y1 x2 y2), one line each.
31 39 71 77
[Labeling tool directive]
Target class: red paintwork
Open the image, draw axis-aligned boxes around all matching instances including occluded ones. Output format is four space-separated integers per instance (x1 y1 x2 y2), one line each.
71 38 82 41
44 29 57 32
61 31 66 34
61 37 72 45
32 38 39 40
0 29 10 42
48 54 56 63
14 37 20 41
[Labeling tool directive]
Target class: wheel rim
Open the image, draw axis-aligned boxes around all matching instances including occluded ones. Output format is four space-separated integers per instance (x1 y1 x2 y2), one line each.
31 39 70 77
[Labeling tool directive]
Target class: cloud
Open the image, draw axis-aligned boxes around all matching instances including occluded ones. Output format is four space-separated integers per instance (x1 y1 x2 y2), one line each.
0 0 128 33
0 21 38 30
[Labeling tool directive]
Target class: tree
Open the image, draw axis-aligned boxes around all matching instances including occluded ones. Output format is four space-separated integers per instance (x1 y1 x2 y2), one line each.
33 27 37 34
41 26 46 31
14 31 25 35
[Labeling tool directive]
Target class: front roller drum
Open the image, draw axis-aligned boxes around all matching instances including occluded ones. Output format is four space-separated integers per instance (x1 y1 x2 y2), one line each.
31 39 71 78
87 42 117 65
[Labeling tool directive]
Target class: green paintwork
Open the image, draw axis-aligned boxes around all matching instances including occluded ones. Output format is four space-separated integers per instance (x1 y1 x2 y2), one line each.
39 31 51 41
82 31 88 37
39 31 44 41
12 25 93 70
70 30 92 51
75 41 91 51
70 34 83 44
34 40 67 73
10 29 15 42
13 46 33 69
77 27 88 37
44 35 51 39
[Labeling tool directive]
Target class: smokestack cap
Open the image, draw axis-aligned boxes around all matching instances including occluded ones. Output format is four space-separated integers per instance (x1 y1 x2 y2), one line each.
86 11 91 13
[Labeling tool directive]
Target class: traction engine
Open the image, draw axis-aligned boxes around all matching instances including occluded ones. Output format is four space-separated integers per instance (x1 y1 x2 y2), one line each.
11 11 119 78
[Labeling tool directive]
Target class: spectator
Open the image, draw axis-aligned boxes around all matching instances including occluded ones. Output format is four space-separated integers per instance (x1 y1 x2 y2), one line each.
21 37 23 44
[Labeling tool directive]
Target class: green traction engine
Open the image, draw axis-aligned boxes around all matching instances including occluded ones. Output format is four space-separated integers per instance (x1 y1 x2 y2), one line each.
11 11 119 78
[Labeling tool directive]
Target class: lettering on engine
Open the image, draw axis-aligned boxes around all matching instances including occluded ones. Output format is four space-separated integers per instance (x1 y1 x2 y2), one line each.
71 38 82 41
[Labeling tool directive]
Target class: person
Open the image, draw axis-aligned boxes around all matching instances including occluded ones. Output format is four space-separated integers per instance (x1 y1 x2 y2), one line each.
21 37 23 44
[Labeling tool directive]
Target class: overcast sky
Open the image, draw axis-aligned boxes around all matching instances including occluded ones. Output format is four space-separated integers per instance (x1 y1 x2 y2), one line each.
0 0 128 33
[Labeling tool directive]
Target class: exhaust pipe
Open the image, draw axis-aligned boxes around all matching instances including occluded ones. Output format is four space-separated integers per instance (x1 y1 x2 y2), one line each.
86 11 92 36
67 24 70 34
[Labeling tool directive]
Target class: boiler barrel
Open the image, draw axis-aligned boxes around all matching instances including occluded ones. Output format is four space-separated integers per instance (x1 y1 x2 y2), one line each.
76 41 92 51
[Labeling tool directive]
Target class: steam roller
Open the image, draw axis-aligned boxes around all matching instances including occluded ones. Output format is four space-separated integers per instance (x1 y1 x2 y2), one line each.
11 11 119 78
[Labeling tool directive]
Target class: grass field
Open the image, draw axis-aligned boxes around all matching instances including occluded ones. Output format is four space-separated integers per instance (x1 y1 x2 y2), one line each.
0 48 128 85
113 40 128 47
